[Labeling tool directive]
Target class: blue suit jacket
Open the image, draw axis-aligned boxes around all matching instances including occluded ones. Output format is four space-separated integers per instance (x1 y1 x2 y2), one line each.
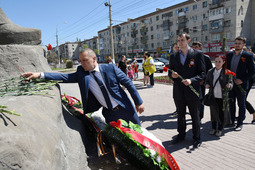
226 51 254 90
44 64 143 114
168 48 206 100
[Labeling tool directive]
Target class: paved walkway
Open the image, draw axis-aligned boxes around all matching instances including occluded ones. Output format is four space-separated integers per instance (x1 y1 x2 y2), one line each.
59 73 255 170
133 80 255 170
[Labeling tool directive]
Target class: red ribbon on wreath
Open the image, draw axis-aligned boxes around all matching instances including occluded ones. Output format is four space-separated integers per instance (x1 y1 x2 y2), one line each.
110 120 180 170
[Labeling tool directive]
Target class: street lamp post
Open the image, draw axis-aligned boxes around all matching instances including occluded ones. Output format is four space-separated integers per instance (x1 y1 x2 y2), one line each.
105 0 115 64
56 22 67 68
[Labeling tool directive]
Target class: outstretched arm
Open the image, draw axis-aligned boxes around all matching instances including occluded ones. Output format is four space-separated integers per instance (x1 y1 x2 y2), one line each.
21 72 41 80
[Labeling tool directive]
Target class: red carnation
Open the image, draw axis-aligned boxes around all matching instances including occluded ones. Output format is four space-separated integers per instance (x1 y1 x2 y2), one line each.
47 43 52 50
163 66 168 72
225 70 236 77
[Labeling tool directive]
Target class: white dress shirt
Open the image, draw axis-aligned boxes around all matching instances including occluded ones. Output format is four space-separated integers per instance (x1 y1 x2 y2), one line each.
213 68 222 99
89 65 118 109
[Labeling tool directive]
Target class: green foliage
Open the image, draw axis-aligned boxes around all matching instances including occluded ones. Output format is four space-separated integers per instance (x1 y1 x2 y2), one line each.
0 77 58 97
103 123 169 170
83 44 89 49
0 105 21 116
94 49 99 55
47 51 58 64
120 119 143 134
66 60 73 68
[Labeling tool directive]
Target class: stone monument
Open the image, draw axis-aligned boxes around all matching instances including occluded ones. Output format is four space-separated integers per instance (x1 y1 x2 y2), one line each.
0 8 89 169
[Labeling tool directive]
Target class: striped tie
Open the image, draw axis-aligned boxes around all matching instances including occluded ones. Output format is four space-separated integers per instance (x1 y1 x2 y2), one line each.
91 71 113 110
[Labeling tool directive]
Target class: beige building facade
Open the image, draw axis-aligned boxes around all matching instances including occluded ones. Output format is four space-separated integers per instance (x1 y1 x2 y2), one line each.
98 0 255 60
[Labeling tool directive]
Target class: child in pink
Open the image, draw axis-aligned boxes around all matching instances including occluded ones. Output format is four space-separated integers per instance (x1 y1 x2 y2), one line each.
127 66 134 80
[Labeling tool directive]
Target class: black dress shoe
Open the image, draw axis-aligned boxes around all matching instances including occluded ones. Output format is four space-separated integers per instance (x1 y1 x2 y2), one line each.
193 140 202 148
171 137 185 144
234 125 243 131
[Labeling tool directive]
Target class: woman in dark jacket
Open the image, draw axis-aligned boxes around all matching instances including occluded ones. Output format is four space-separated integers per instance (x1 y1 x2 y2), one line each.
205 55 233 137
118 55 127 75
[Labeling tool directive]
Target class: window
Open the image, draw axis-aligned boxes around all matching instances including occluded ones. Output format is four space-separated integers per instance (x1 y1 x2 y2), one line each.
185 7 189 12
203 35 208 42
240 6 244 15
157 42 161 47
241 20 244 27
150 18 153 23
151 26 153 31
157 34 160 39
151 35 154 40
226 7 231 14
203 13 207 19
212 0 221 5
157 25 160 29
156 16 159 21
193 27 198 32
193 37 198 41
169 11 173 17
224 20 231 27
193 4 197 10
225 33 231 40
193 16 198 21
212 34 221 41
151 43 154 48
202 24 208 31
203 1 207 8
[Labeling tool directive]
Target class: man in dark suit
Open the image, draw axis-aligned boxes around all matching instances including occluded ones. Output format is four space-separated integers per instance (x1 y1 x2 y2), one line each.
169 33 206 148
22 48 145 126
192 41 213 121
226 36 254 131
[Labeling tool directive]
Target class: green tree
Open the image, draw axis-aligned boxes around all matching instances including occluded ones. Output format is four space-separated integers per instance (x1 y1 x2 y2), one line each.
83 44 89 49
47 51 58 64
94 49 99 55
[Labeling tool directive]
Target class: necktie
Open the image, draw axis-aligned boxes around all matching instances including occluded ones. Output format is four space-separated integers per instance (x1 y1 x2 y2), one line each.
91 71 113 110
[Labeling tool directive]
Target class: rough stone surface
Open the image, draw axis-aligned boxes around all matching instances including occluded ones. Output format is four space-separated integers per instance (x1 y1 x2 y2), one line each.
0 45 51 79
0 8 41 45
0 88 89 170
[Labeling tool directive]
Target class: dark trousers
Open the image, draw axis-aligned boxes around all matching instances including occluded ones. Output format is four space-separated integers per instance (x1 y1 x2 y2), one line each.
246 81 255 114
200 85 205 120
102 106 141 126
150 73 154 86
212 98 224 130
229 85 247 126
175 99 201 141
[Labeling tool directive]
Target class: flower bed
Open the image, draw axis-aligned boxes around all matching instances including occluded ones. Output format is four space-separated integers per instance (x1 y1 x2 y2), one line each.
138 76 172 85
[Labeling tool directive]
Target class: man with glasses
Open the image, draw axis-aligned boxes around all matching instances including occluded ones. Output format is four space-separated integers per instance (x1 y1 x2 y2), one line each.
226 36 254 131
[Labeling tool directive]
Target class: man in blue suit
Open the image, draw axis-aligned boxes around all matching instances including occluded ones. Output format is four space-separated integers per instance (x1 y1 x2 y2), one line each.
169 33 206 148
226 36 254 131
22 48 145 126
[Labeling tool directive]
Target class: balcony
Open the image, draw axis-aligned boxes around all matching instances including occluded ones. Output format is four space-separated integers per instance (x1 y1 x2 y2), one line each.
163 35 170 40
209 13 224 21
209 2 224 9
178 23 187 29
209 26 224 33
178 11 186 17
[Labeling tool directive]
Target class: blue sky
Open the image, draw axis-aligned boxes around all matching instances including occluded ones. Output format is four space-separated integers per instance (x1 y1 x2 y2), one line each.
1 0 186 47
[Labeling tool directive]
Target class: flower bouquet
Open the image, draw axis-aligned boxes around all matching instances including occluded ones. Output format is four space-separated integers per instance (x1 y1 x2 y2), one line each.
61 94 179 170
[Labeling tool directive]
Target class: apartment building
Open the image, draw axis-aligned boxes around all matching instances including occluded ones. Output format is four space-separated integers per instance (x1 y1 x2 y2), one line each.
58 36 99 61
98 0 255 60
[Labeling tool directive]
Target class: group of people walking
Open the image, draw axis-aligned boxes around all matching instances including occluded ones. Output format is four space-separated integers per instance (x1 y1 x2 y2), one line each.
168 33 254 148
